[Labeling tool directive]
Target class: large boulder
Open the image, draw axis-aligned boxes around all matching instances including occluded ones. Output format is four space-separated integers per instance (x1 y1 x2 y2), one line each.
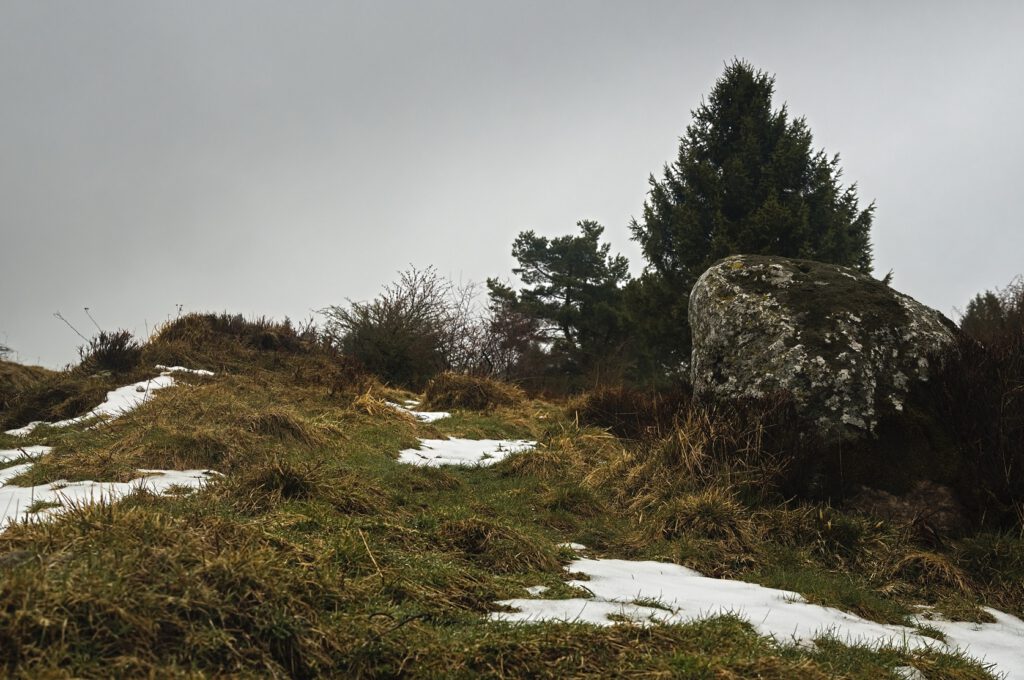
689 255 956 440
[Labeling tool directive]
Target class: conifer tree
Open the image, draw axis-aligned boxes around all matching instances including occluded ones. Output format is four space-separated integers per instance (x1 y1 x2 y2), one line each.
630 59 875 368
488 220 630 378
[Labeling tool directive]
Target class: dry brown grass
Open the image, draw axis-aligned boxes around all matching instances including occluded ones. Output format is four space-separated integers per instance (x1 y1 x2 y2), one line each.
0 499 349 677
434 518 560 574
892 551 972 593
653 487 757 546
496 423 621 482
0 359 56 412
220 458 387 516
422 372 524 411
247 407 323 446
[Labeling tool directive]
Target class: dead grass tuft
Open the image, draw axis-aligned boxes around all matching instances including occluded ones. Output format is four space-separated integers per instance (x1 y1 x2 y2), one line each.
653 487 756 546
0 359 57 414
893 551 972 592
352 390 415 422
540 485 606 518
422 372 524 411
435 518 560 574
247 408 322 446
225 459 330 514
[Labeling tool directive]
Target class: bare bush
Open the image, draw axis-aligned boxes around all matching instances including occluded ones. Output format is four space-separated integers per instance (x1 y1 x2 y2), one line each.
477 288 546 383
320 266 488 388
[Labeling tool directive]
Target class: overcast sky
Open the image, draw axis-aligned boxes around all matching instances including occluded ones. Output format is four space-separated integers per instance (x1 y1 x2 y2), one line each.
2 1 1022 367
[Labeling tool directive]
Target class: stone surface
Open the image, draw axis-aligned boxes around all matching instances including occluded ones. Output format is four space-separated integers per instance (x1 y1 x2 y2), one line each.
689 255 956 440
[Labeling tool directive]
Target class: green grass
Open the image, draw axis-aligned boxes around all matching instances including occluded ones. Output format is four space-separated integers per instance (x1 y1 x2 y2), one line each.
0 350 1014 678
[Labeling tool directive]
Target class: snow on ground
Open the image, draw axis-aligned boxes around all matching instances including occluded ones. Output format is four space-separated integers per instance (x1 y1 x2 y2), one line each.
1 367 220 530
1 467 220 528
385 401 451 423
397 438 535 467
495 557 1024 679
558 542 588 551
0 446 52 464
154 365 215 376
5 366 213 437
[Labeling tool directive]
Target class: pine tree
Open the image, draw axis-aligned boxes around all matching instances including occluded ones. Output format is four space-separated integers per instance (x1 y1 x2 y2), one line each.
630 59 875 368
960 277 1024 346
488 220 630 379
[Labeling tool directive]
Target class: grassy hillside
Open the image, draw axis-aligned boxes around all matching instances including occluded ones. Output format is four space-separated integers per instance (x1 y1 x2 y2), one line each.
0 316 1018 678
0 359 56 412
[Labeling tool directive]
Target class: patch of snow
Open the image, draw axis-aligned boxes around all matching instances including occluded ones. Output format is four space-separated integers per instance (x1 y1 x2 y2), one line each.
0 463 35 486
915 607 1024 679
397 438 535 467
409 410 451 424
4 366 213 437
525 585 549 596
0 446 52 464
492 558 1024 678
1 467 220 529
154 365 215 376
558 542 588 551
386 401 451 423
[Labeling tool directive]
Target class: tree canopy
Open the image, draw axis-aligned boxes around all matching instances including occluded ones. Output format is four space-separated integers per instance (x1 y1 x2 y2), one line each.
960 276 1024 346
487 220 630 380
630 59 875 367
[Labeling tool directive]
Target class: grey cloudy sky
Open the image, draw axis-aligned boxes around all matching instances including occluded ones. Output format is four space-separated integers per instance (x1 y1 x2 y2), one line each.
2 1 1022 367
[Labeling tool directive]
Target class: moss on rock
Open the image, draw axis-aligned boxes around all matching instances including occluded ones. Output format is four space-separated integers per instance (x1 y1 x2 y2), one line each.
689 254 956 441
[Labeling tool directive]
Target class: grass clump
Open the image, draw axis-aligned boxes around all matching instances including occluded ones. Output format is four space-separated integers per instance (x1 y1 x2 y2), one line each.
223 459 385 516
140 312 325 375
435 518 560 574
0 372 112 431
654 487 755 546
0 499 347 678
892 551 972 592
247 408 322 446
422 372 524 411
540 485 606 518
0 359 55 414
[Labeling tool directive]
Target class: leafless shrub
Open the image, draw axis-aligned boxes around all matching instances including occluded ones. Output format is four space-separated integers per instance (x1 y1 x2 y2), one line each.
320 266 489 388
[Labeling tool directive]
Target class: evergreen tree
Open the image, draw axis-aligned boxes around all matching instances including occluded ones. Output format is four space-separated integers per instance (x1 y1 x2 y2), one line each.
960 276 1024 346
630 59 875 368
487 220 630 380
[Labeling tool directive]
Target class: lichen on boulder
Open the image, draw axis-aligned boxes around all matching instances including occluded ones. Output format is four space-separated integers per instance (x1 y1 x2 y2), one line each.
689 255 956 441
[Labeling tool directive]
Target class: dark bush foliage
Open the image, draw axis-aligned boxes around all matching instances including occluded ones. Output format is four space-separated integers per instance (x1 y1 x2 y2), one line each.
568 386 691 439
321 267 484 390
927 332 1024 527
78 330 142 374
